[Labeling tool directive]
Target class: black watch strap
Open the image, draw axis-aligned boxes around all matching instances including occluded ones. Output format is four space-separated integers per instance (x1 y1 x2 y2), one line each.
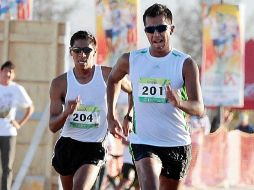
124 114 132 123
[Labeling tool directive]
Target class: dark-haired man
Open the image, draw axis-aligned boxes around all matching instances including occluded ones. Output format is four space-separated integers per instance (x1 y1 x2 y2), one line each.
107 3 204 190
49 30 131 190
0 61 34 190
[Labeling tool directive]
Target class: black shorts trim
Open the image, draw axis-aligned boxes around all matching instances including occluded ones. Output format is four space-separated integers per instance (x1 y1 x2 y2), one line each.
130 144 191 180
52 137 106 176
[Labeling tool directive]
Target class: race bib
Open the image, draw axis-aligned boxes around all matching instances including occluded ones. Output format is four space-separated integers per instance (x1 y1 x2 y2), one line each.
69 105 100 129
138 78 170 103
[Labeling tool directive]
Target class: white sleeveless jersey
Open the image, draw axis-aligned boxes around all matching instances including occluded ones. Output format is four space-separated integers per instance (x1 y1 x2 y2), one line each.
129 48 191 147
61 65 108 142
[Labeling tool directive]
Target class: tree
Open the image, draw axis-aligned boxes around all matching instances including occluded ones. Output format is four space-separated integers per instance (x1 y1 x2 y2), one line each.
174 1 203 66
33 0 80 21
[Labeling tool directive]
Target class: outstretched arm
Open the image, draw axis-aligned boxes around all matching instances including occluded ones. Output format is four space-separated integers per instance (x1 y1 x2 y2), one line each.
49 75 67 133
107 53 131 138
166 58 204 116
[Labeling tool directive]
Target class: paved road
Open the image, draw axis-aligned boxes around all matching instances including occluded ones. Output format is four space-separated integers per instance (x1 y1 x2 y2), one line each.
184 185 254 190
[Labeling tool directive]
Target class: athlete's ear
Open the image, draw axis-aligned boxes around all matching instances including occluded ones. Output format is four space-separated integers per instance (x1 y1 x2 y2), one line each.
170 25 175 35
69 47 73 56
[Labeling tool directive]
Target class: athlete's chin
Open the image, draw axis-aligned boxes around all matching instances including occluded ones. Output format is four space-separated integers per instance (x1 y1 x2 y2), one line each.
152 45 166 52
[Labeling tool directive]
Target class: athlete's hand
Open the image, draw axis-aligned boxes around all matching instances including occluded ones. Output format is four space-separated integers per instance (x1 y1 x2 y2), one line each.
165 85 181 108
107 116 126 139
64 96 81 116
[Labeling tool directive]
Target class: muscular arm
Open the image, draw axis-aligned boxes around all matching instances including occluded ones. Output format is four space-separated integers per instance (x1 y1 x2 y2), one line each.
126 91 133 116
102 66 130 89
180 58 204 116
122 92 134 136
107 53 131 137
49 74 68 133
166 58 204 116
107 53 131 118
103 66 124 114
120 75 133 117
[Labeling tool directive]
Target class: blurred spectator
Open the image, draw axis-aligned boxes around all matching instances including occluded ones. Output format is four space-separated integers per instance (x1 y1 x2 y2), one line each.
236 113 254 185
99 92 127 190
236 113 254 134
116 138 139 190
99 134 123 190
210 108 233 133
0 60 34 190
185 111 211 187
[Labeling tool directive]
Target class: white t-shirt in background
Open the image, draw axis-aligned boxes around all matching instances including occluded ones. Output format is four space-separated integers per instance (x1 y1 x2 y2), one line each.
0 81 33 136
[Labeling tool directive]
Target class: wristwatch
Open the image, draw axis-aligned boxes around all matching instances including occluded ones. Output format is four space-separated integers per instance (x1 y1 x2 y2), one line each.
124 114 133 123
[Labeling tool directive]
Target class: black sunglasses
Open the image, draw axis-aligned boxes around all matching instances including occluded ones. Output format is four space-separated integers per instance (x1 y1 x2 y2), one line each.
71 47 93 54
144 24 170 34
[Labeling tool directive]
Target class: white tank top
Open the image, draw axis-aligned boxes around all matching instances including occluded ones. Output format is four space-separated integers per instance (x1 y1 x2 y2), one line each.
61 65 108 142
129 48 191 147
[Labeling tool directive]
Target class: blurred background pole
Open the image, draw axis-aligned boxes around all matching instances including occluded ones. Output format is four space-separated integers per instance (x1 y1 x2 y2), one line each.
219 106 224 126
218 0 224 127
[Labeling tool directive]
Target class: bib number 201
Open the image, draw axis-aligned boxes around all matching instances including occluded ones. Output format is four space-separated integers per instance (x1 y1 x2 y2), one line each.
142 86 164 96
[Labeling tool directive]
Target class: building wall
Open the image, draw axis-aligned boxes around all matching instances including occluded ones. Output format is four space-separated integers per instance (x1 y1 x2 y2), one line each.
0 19 68 190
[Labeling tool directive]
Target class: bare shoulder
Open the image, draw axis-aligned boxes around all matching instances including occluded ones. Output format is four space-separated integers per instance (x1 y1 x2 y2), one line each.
50 73 67 97
183 57 197 69
113 52 130 74
183 57 199 76
118 52 130 65
51 73 67 87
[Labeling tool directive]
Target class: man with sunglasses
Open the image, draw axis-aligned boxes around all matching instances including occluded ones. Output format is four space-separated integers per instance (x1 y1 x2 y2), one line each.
107 3 204 190
49 30 131 190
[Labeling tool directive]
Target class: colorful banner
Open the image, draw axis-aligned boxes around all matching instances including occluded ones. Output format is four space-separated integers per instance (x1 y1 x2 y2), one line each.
17 0 32 20
0 0 17 18
201 4 244 107
96 0 137 66
0 0 32 19
243 40 254 110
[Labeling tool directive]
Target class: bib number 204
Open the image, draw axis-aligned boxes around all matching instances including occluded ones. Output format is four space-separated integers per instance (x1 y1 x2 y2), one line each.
72 113 93 122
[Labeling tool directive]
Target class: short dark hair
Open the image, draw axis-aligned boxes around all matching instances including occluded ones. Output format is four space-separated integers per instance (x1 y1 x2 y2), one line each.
70 30 97 48
1 60 15 71
143 3 173 26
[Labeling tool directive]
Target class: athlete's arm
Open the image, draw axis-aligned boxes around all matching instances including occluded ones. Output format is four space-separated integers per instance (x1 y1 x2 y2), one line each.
49 74 70 133
102 66 132 94
166 57 204 116
107 53 131 138
120 75 133 136
122 93 133 136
